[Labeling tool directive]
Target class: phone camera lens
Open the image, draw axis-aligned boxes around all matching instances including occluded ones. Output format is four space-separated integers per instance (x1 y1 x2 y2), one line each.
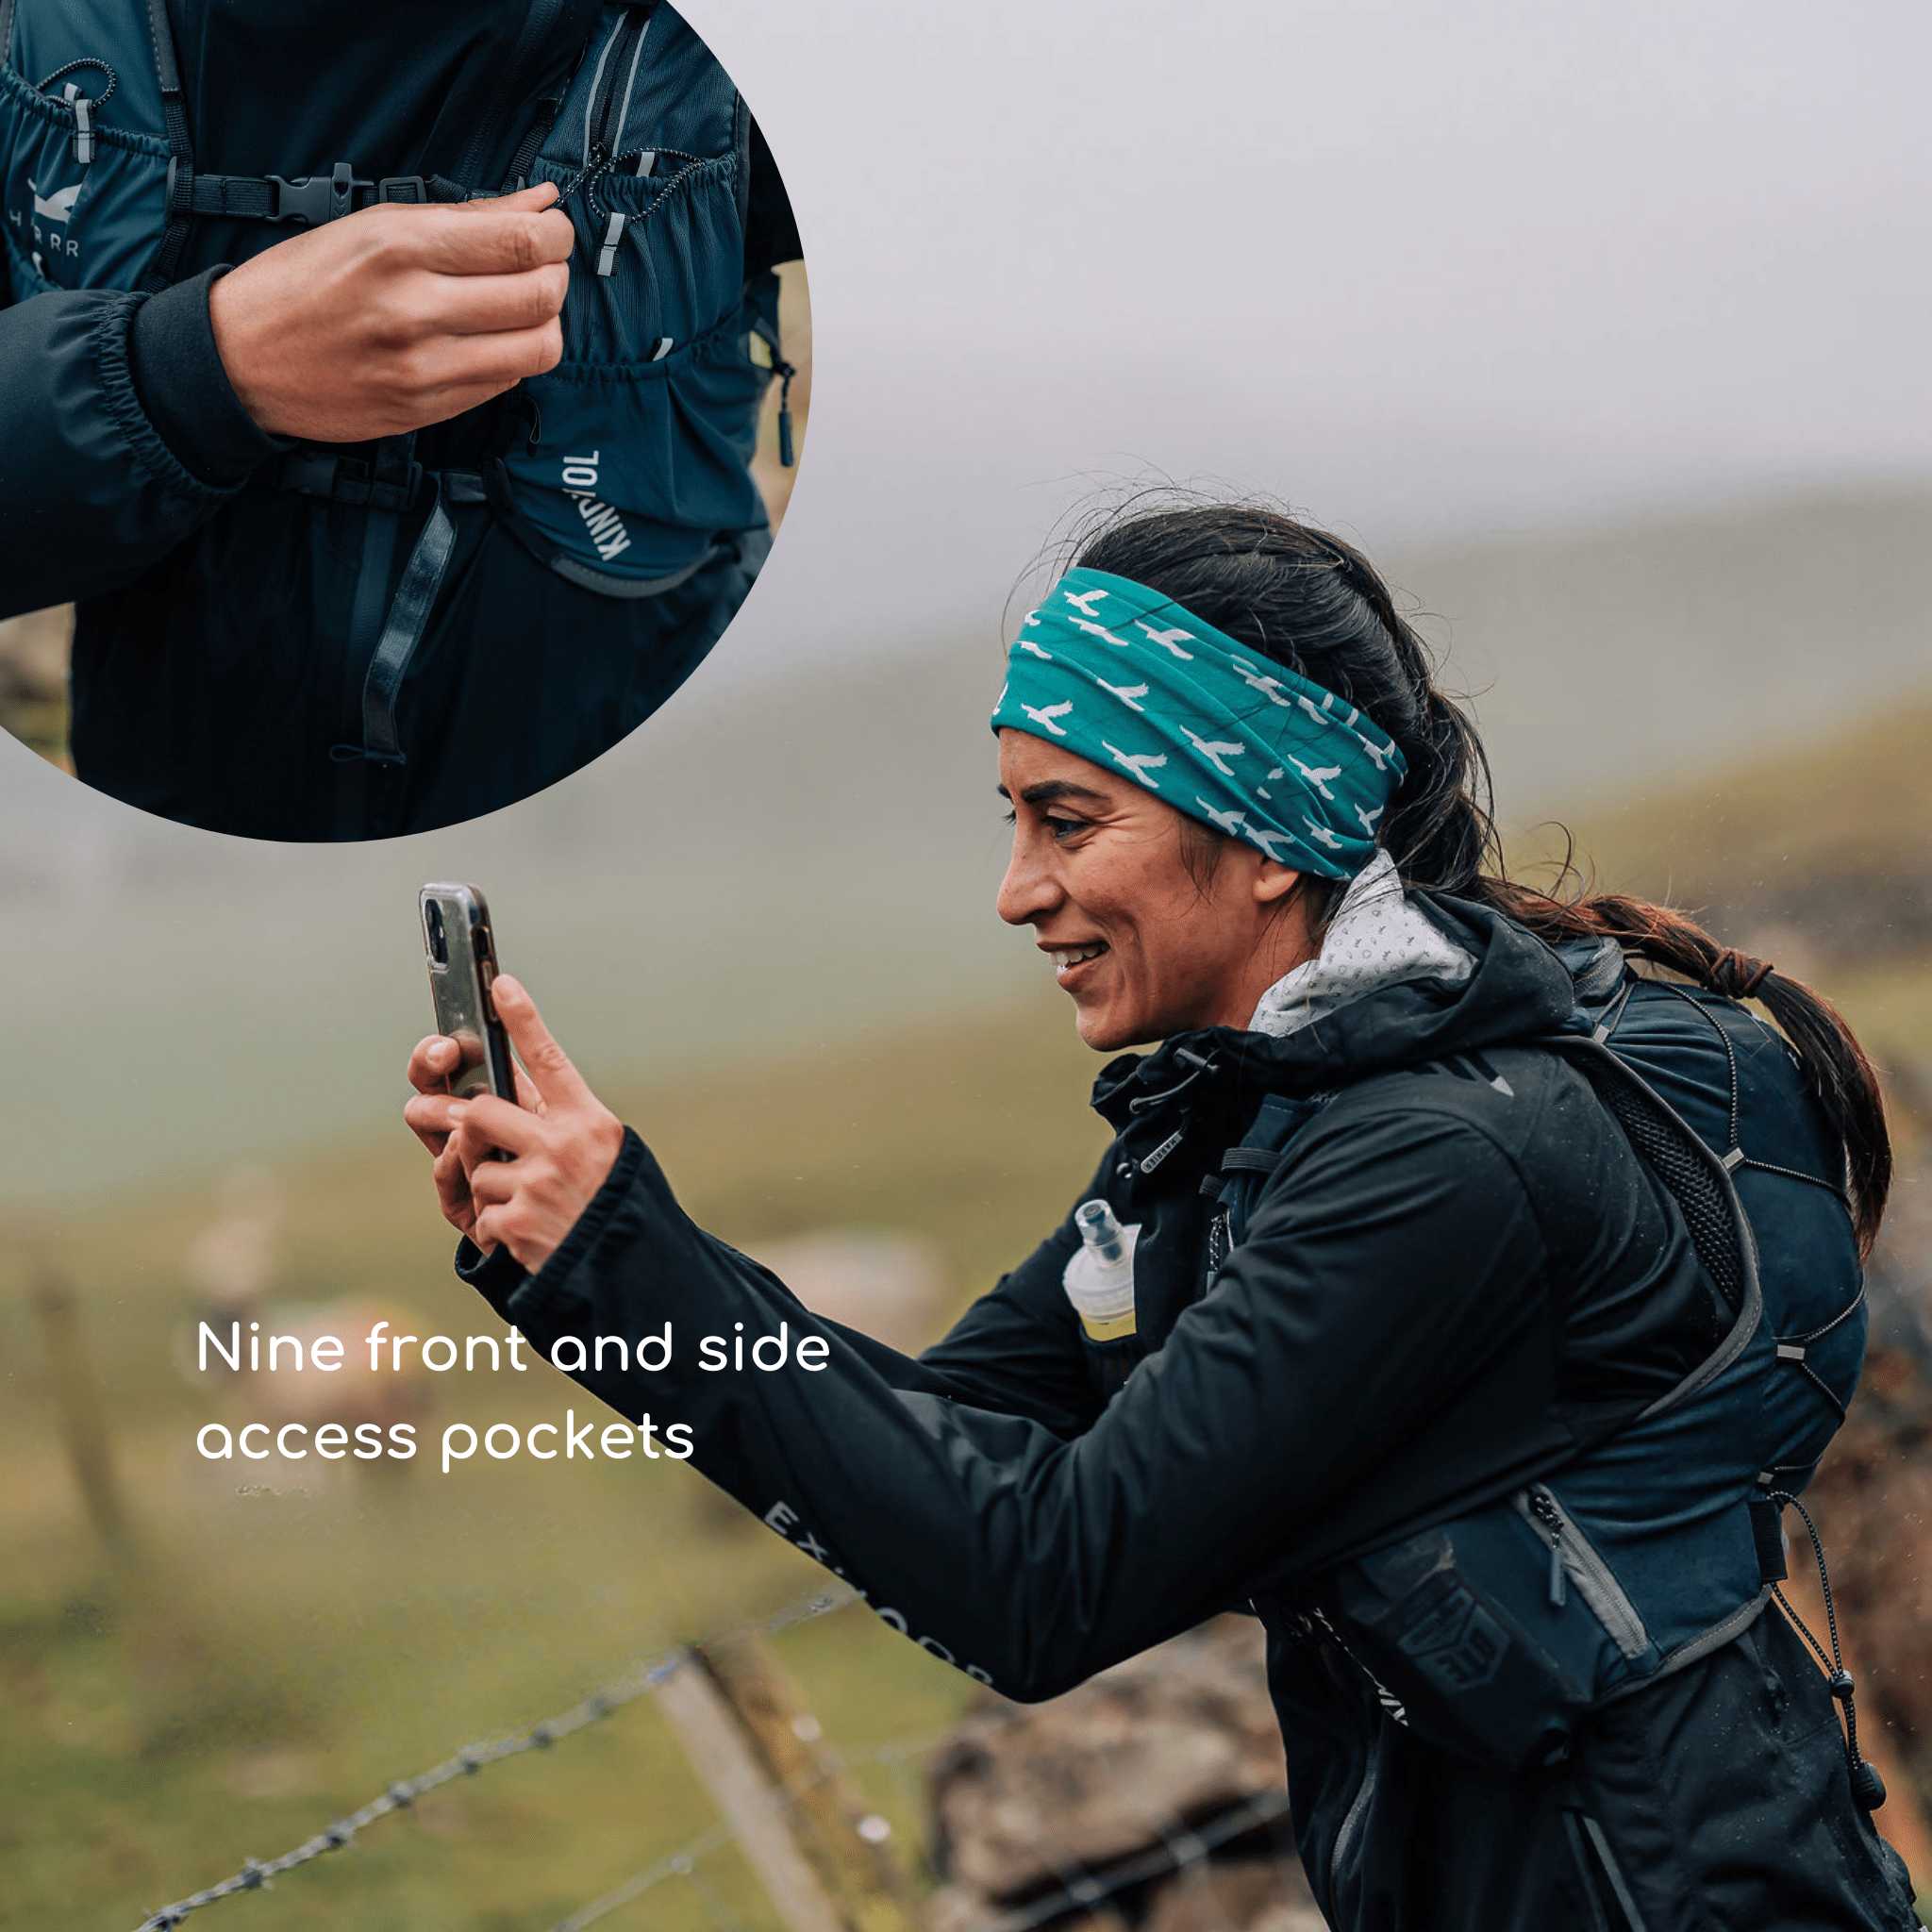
424 898 448 966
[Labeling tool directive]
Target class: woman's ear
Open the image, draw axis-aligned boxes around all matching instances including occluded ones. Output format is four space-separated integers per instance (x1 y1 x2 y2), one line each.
1253 861 1303 907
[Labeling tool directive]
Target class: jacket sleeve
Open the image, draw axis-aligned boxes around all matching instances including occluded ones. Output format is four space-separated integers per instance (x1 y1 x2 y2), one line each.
0 267 277 619
458 1155 1106 1440
461 1107 1546 1701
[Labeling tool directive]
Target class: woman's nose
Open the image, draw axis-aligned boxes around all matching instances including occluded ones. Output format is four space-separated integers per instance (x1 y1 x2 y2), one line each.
996 830 1061 926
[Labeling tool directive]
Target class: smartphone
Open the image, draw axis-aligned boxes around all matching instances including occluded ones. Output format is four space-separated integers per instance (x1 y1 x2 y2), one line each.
419 883 518 1105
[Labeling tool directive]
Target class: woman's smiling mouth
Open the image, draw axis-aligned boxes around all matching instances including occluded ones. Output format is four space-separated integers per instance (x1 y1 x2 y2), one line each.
1044 940 1109 984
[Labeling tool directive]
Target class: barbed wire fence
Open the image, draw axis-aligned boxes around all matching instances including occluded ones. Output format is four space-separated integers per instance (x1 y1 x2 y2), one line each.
123 1578 1312 1932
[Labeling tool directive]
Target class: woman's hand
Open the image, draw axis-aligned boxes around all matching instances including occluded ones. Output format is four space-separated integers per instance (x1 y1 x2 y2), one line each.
403 976 624 1272
403 1028 533 1245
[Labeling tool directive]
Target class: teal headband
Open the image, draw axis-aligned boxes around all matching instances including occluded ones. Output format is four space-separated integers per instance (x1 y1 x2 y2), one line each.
990 567 1407 878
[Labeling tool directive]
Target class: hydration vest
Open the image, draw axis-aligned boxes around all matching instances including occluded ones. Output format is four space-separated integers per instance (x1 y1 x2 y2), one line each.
0 0 790 763
1213 938 1877 1793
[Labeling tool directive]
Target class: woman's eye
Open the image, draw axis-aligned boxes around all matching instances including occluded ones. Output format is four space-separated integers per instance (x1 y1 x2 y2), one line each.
1045 815 1086 841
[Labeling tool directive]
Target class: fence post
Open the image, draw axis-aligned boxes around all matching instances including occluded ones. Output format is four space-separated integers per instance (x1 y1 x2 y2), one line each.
657 1632 921 1932
29 1263 134 1562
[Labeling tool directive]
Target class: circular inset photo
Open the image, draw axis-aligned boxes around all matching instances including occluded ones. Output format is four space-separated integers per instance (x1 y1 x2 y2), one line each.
0 0 807 841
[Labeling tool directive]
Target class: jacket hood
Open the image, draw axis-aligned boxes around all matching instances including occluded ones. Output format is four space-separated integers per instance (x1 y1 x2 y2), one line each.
1091 892 1583 1135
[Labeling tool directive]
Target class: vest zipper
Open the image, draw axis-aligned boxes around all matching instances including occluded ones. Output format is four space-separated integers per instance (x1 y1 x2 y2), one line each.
1327 1732 1378 1905
590 5 657 164
1518 1485 1650 1660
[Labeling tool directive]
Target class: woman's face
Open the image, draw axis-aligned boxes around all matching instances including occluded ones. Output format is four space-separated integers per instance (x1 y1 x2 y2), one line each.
995 729 1307 1051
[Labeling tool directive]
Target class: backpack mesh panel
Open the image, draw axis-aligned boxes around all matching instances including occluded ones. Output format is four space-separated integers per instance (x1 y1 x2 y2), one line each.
1586 1060 1746 1329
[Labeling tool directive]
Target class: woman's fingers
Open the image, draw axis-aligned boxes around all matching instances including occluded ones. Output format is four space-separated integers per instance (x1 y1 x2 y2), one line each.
431 1140 475 1231
467 1157 521 1207
511 1060 545 1113
404 1089 465 1154
408 1033 461 1094
491 975 597 1110
451 1091 542 1162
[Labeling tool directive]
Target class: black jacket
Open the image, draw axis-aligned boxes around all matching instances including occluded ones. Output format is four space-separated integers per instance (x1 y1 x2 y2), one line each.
458 899 1921 1931
0 2 799 839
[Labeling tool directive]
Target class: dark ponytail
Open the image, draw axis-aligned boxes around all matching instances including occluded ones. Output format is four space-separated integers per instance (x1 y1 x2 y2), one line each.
1072 499 1892 1254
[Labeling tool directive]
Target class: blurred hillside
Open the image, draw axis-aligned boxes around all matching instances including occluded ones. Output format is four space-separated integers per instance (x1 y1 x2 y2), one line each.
1 484 1928 1211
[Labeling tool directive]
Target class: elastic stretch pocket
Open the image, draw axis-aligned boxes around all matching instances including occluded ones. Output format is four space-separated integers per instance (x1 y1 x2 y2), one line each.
504 308 770 585
1 62 168 291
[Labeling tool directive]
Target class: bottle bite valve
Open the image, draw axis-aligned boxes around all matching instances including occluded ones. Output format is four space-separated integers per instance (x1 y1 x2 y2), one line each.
1076 1199 1127 1266
1064 1199 1139 1339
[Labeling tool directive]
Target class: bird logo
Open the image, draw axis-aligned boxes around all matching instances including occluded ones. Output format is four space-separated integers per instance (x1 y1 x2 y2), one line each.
1288 757 1342 801
1180 727 1245 777
1195 799 1248 838
29 176 82 224
1018 639 1054 660
1063 587 1111 618
1103 742 1168 790
1246 824 1295 862
1356 802 1386 835
1302 817 1346 851
1230 658 1292 707
1097 679 1149 711
1022 699 1074 737
1134 622 1195 659
1070 617 1133 648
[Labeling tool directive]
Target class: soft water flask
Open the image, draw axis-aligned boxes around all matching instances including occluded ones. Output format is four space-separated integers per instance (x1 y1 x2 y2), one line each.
1063 1199 1140 1341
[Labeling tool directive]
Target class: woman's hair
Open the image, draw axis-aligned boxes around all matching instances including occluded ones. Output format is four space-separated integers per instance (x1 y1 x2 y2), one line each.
1072 499 1891 1254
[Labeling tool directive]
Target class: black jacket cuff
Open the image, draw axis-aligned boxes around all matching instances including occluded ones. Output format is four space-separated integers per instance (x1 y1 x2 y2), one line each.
129 266 277 487
453 1127 649 1327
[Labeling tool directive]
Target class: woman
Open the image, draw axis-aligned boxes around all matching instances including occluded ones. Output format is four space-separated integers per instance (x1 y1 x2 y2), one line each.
404 504 1919 1930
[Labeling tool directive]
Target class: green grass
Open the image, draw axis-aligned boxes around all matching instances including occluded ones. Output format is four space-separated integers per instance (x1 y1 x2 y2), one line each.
0 994 1101 1932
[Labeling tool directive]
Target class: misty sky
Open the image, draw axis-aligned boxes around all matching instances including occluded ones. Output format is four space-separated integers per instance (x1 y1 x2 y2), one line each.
711 0 1931 666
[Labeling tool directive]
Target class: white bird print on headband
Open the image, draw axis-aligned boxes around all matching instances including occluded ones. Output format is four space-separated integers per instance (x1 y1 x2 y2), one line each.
1070 617 1134 648
1022 699 1074 737
1103 742 1168 789
1296 694 1332 731
1180 726 1245 777
1302 817 1346 852
1246 824 1295 862
1097 678 1149 711
1063 587 1111 618
1018 639 1054 659
1355 735 1393 773
1135 622 1195 659
1356 802 1386 835
1288 757 1342 801
1195 799 1248 838
1230 658 1293 707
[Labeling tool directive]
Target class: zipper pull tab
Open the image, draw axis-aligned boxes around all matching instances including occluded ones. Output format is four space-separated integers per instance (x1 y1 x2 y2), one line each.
775 358 796 467
595 210 626 278
71 94 95 166
1530 1490 1568 1607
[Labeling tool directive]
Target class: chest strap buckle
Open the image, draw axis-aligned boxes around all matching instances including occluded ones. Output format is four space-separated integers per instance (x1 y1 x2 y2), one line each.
267 164 429 226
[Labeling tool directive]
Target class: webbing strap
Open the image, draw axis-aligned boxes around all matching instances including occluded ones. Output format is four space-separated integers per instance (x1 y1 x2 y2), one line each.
142 0 197 291
186 175 278 221
331 472 486 766
0 0 16 66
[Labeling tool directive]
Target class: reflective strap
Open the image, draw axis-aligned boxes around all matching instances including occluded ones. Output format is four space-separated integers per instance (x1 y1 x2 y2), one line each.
332 473 486 766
